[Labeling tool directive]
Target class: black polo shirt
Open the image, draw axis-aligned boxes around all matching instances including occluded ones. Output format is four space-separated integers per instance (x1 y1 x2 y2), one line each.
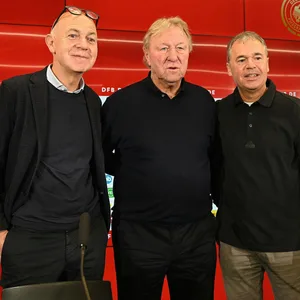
217 79 300 252
102 74 216 223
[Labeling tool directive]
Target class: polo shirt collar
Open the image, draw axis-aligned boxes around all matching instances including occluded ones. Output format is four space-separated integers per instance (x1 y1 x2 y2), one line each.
144 72 186 96
234 79 276 107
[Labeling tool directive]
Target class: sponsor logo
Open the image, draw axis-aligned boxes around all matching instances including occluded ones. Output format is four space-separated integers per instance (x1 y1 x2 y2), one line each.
281 0 300 37
106 174 113 184
108 188 114 200
283 91 298 97
101 87 121 93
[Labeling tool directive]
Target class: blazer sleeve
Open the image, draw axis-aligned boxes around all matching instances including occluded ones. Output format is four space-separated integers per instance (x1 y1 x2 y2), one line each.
0 82 14 230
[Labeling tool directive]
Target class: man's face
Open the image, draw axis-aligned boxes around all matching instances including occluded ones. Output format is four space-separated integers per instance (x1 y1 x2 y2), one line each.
227 38 269 94
144 26 189 86
46 13 98 75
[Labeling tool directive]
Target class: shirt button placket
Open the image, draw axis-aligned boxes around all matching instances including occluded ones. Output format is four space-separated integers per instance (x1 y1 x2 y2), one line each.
246 110 255 149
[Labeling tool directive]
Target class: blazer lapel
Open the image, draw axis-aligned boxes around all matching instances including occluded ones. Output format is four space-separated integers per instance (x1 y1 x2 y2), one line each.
85 87 102 153
84 87 106 185
29 68 49 161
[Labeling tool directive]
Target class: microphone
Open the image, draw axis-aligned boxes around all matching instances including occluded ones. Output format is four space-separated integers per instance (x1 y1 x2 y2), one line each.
79 212 92 300
79 212 91 249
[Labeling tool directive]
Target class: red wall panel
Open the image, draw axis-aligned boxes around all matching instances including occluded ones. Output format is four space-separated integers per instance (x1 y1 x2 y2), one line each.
67 0 245 36
0 25 299 98
0 1 64 26
245 0 300 41
0 2 299 299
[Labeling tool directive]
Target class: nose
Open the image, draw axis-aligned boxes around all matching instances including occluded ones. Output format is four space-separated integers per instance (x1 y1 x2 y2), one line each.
246 57 256 68
167 47 178 61
76 36 89 50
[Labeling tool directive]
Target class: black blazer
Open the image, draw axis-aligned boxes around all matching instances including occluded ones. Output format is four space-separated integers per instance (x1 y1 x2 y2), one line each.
0 67 110 231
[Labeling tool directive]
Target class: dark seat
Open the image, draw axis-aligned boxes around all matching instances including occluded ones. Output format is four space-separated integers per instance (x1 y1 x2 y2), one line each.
2 280 112 300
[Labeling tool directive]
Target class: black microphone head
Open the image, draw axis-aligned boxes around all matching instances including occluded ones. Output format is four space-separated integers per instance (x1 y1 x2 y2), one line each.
79 212 91 248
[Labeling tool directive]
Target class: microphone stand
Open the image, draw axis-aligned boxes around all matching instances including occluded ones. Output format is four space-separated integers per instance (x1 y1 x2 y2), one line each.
80 244 91 300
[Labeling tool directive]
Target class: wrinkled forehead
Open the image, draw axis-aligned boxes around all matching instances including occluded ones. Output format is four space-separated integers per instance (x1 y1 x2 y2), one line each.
232 38 267 54
150 26 188 45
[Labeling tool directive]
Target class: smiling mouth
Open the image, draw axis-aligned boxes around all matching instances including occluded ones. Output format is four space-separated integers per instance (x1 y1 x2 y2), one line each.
245 74 259 78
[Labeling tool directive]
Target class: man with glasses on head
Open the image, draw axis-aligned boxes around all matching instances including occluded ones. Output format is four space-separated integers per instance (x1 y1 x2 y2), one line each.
0 6 110 288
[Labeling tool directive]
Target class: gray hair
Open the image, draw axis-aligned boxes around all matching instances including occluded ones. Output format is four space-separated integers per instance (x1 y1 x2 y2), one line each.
143 16 192 52
227 31 268 62
142 16 192 67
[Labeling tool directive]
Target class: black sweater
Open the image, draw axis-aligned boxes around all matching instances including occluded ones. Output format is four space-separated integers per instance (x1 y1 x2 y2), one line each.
102 75 216 223
12 83 100 230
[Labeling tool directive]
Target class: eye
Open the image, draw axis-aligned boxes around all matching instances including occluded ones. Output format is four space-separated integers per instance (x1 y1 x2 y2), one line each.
160 47 168 51
87 37 96 43
255 56 262 60
68 33 79 39
237 58 245 63
176 46 186 52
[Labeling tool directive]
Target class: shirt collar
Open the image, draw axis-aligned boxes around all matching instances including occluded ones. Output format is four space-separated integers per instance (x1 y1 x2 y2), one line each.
234 79 276 107
46 65 85 94
144 72 185 96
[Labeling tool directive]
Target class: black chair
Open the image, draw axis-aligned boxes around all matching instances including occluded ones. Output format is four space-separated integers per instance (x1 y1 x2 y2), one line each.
2 280 113 300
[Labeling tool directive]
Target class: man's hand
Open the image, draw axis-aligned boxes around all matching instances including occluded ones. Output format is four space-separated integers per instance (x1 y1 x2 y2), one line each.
0 230 8 256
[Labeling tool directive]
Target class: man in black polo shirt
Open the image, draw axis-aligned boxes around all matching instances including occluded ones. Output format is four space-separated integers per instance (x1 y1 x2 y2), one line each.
217 31 300 299
0 7 110 288
102 17 217 300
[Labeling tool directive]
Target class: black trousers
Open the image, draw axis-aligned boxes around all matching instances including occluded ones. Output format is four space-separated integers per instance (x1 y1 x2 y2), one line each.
1 217 108 288
113 214 217 300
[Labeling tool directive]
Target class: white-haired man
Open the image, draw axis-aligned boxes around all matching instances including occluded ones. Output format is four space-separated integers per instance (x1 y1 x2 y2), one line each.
102 16 217 300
